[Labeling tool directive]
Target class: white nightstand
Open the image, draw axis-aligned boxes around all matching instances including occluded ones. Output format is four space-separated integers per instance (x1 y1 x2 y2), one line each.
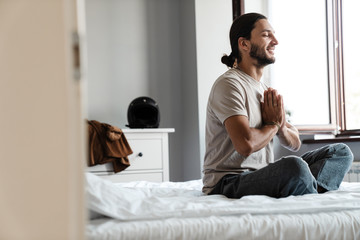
87 128 175 183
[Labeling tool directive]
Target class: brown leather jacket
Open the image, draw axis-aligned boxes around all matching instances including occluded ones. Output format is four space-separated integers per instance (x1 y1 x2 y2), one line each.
88 120 133 173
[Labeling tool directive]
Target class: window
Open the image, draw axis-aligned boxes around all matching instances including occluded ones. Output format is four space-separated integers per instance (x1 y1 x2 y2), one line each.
342 0 360 132
242 0 360 135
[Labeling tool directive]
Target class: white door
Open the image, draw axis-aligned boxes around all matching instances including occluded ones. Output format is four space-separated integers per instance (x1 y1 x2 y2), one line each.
0 0 85 239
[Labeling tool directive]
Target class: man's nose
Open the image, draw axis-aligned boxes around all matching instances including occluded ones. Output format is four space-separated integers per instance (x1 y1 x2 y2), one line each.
272 36 279 45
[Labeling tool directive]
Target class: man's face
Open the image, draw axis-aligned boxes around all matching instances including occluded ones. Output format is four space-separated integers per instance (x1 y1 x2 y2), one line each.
249 19 278 67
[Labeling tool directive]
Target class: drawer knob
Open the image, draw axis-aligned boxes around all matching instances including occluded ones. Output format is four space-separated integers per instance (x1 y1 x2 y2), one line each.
138 152 143 157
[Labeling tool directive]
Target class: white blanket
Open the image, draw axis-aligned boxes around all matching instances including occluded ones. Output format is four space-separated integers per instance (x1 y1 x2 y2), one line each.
85 173 360 221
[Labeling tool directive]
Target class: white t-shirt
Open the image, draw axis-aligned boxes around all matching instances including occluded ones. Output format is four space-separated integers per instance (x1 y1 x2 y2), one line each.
202 68 274 194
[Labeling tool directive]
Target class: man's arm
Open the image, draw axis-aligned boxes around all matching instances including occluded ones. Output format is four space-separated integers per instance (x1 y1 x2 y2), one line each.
224 88 300 156
224 88 283 157
277 120 301 151
224 115 278 157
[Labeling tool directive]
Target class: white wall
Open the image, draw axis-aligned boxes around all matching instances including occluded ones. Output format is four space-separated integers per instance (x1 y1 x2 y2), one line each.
195 0 232 170
85 0 150 125
178 0 202 180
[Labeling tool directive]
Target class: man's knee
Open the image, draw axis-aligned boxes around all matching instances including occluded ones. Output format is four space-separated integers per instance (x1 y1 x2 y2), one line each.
278 156 317 196
282 157 309 176
332 143 353 163
287 156 317 195
281 157 316 184
329 143 354 175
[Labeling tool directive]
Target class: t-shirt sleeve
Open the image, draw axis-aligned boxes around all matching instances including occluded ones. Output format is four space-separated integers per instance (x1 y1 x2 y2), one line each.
210 78 248 124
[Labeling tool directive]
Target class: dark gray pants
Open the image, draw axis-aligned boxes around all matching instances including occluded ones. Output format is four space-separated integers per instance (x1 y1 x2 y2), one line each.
210 143 353 198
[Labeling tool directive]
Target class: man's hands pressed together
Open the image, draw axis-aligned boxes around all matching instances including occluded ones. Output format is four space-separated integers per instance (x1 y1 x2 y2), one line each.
261 88 301 151
261 88 284 132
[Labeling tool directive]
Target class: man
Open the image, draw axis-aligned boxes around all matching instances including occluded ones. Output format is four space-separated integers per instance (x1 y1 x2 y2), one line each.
202 13 353 198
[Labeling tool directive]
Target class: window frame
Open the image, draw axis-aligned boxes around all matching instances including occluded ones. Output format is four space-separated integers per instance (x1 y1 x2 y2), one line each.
296 0 339 135
329 0 360 136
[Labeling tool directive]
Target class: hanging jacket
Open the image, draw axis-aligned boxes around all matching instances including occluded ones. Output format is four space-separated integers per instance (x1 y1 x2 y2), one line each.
87 120 133 173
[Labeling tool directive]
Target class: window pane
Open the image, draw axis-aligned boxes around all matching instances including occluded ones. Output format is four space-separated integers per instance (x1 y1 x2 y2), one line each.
268 0 329 125
342 0 360 130
245 0 329 126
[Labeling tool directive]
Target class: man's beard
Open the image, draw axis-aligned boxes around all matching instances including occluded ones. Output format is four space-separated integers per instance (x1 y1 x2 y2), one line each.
249 43 275 67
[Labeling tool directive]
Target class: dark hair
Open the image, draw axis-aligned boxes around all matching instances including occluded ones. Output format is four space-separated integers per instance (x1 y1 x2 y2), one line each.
221 13 267 68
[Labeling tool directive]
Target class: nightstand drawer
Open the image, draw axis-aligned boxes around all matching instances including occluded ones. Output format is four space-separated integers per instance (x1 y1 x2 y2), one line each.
126 138 162 170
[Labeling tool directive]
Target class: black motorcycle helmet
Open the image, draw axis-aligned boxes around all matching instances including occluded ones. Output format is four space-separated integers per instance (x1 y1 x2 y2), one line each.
126 96 160 128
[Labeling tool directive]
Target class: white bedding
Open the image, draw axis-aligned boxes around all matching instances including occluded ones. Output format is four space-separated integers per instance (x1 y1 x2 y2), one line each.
85 173 360 240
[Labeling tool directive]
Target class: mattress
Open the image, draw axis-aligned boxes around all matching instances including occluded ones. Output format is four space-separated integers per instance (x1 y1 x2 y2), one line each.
85 173 360 240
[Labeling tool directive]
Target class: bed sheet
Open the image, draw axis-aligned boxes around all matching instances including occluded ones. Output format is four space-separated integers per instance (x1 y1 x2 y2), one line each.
85 173 360 240
87 210 360 240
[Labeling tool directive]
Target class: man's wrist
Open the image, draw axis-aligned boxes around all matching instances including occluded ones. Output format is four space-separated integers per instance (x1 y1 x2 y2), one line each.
264 121 281 131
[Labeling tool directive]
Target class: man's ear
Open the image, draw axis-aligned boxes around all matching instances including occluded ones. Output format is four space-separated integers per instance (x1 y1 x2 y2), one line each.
238 37 249 51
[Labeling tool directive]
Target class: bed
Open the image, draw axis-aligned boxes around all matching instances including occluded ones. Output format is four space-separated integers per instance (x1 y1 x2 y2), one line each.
85 172 360 240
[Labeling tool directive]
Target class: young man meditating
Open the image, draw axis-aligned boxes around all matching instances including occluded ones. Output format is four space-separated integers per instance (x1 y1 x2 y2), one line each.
202 13 353 198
